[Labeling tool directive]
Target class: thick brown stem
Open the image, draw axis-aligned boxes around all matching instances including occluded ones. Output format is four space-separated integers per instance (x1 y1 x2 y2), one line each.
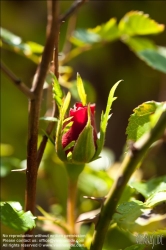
23 0 88 249
23 1 59 250
25 0 59 215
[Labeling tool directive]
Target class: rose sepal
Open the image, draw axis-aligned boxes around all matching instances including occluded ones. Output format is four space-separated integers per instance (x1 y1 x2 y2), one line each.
56 92 71 162
51 72 63 109
92 80 122 160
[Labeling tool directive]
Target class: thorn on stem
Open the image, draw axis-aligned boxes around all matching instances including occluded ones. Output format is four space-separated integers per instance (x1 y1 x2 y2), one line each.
11 168 27 172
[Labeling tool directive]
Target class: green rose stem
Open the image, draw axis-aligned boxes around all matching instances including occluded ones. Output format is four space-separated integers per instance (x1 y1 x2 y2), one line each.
90 110 166 250
66 163 85 236
67 178 77 234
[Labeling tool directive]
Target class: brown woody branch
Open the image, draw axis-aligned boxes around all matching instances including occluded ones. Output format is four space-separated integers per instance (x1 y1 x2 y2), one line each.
36 0 60 168
23 1 88 248
59 0 88 23
24 3 59 250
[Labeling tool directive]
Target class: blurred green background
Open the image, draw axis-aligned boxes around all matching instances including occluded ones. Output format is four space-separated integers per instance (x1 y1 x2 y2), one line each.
1 1 166 249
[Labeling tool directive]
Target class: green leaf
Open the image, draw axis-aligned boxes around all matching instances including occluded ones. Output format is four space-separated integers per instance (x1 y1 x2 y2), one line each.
119 11 164 36
0 27 41 63
137 48 166 74
52 72 63 108
130 175 166 198
123 36 166 73
150 102 166 127
126 101 165 142
70 29 100 46
113 200 145 228
72 107 96 163
0 202 36 232
88 18 120 42
7 202 23 211
0 27 22 45
70 18 120 46
93 80 121 159
123 37 157 52
145 191 166 207
77 73 87 105
117 200 144 219
113 200 166 234
119 185 135 205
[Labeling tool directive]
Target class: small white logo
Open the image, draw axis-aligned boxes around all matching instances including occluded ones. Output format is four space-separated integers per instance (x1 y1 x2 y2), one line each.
135 233 164 249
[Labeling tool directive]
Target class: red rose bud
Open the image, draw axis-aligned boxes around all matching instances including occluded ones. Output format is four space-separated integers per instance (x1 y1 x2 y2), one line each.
55 76 120 164
62 102 97 163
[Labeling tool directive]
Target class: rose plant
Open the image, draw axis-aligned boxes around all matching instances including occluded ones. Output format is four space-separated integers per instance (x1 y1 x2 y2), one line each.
1 4 166 250
52 72 121 234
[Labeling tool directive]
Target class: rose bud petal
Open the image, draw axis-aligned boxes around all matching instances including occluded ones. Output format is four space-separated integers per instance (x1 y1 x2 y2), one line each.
62 102 97 161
